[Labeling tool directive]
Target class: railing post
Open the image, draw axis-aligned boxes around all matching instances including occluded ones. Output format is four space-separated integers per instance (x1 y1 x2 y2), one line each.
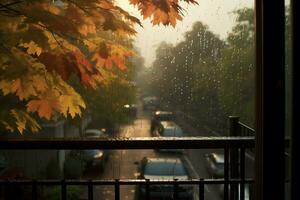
32 180 37 200
5 181 10 200
199 178 204 200
229 116 240 137
115 179 120 200
145 179 150 200
88 180 93 200
229 116 240 200
224 147 229 200
61 180 67 200
173 179 178 200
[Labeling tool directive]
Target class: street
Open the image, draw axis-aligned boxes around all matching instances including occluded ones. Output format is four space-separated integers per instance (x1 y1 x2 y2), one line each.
82 102 254 200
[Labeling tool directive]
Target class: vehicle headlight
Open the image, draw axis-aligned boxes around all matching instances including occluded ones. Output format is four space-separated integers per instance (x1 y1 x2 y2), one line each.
94 151 104 159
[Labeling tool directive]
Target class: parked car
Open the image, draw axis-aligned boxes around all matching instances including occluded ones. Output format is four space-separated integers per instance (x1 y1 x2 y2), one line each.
138 157 194 200
152 121 183 137
150 111 175 133
204 153 224 178
84 128 107 138
69 129 109 170
123 104 137 118
153 121 184 153
143 96 159 110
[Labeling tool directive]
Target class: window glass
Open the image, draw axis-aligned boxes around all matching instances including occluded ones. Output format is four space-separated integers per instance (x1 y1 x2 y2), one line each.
0 1 256 199
135 1 255 134
144 160 186 176
285 1 292 199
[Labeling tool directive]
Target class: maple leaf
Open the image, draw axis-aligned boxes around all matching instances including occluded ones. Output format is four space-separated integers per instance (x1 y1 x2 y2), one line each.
31 75 48 92
0 0 199 134
92 42 133 70
59 94 84 118
129 0 198 26
11 109 27 133
10 78 37 100
1 121 14 133
19 41 42 56
0 109 40 134
27 97 61 120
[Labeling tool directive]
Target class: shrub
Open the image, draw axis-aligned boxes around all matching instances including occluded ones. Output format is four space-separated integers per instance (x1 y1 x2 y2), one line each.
44 186 83 200
64 156 85 179
46 159 62 179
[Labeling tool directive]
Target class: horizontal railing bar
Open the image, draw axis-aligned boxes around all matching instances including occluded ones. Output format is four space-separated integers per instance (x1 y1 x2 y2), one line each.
0 178 254 185
0 137 255 149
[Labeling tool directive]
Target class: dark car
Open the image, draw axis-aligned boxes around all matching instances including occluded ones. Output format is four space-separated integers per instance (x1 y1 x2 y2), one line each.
143 96 159 110
124 104 137 118
204 153 224 178
138 157 194 200
70 129 109 170
150 111 175 132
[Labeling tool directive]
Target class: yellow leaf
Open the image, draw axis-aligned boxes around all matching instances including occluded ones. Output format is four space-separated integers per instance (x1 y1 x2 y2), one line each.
19 41 42 56
1 121 14 132
32 75 48 92
59 95 74 117
0 80 11 95
11 110 26 134
9 78 37 100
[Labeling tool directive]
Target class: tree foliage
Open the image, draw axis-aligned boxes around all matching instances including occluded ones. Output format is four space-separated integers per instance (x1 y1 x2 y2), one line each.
0 0 198 133
143 8 255 132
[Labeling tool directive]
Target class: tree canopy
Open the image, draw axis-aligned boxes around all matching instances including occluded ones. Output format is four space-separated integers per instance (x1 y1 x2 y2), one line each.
142 8 255 132
0 0 199 133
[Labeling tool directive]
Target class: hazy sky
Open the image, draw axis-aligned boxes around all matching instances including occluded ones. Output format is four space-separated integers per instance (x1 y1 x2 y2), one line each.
116 0 254 67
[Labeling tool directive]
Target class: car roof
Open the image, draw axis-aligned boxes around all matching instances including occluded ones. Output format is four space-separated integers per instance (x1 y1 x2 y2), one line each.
160 122 183 134
146 157 183 164
84 129 105 136
143 96 157 101
154 111 173 116
160 121 178 128
210 153 224 163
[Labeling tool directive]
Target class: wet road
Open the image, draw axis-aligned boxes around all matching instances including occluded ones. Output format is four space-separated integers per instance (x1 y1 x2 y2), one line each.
82 103 253 200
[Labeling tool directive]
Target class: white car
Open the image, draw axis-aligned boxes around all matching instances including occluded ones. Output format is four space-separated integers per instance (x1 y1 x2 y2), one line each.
138 157 194 200
84 129 107 138
204 153 224 178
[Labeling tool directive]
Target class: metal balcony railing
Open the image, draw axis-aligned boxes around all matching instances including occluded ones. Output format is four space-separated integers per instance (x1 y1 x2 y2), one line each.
0 136 254 200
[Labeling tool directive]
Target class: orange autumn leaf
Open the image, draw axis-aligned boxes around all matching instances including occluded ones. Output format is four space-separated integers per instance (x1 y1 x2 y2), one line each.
129 0 198 26
0 0 199 134
27 97 61 120
9 78 37 100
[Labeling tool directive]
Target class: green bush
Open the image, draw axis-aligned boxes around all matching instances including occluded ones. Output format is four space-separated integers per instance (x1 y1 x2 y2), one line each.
44 185 83 200
46 159 62 179
64 156 85 179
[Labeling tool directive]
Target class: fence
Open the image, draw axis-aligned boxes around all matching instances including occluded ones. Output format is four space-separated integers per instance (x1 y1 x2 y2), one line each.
0 137 254 200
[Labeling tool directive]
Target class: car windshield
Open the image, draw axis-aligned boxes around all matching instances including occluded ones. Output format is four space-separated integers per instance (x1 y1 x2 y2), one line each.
155 113 174 121
212 154 224 164
144 160 187 176
84 150 102 156
162 128 183 137
85 130 105 137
